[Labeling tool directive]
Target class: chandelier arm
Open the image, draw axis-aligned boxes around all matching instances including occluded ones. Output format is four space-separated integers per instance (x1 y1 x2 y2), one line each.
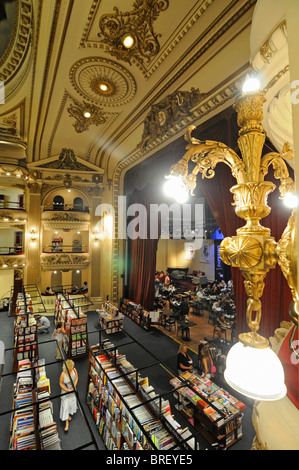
259 152 295 197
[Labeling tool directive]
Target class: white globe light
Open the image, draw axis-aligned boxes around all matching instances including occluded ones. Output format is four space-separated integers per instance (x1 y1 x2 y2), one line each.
224 342 286 401
283 192 298 209
175 186 189 204
242 77 261 93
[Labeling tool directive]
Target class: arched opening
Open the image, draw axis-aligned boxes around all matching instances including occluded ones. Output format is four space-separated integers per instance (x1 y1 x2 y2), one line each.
53 195 64 210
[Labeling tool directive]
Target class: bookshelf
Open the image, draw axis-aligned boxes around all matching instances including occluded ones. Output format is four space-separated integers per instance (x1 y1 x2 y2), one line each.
9 358 61 450
97 301 123 334
13 292 39 373
119 298 151 330
54 293 88 359
170 371 245 449
86 341 196 451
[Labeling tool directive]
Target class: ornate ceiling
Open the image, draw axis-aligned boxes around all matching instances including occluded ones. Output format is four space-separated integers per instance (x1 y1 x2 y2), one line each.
0 0 257 190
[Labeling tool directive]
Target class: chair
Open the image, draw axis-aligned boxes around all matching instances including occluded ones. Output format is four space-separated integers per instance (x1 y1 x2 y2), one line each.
165 314 176 332
177 324 190 340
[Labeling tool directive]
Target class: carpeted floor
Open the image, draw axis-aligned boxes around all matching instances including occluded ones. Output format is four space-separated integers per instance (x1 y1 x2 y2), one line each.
0 309 256 451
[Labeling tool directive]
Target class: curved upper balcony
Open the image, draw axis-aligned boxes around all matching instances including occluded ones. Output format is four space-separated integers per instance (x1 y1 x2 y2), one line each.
41 205 91 231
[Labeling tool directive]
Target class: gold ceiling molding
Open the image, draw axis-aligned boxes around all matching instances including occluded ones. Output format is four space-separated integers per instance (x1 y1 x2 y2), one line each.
80 0 215 79
96 0 169 67
67 99 107 133
0 255 26 269
0 0 33 91
69 57 136 107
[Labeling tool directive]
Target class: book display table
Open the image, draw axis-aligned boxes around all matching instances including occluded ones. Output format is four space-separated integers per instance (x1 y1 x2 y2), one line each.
170 371 245 449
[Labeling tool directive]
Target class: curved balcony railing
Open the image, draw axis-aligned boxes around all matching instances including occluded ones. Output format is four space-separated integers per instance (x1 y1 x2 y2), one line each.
42 244 88 253
43 203 89 213
0 201 25 210
0 246 23 255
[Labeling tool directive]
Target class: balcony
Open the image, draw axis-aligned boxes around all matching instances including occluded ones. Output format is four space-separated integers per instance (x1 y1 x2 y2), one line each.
42 244 88 253
40 252 90 271
0 251 26 269
41 208 90 231
0 200 27 224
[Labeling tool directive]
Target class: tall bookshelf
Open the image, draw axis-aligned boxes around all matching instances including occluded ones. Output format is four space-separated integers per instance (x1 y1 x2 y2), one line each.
86 341 196 451
54 293 88 359
13 292 38 373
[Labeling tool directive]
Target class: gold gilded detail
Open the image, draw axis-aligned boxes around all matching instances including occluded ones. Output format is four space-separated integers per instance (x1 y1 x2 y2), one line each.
169 89 296 345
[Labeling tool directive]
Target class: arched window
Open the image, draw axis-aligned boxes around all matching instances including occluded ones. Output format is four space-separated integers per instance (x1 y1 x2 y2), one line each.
53 195 64 210
73 197 83 211
72 270 81 291
51 270 62 291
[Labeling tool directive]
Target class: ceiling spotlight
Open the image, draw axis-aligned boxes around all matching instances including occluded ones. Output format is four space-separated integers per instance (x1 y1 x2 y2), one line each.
83 110 91 118
122 33 135 49
99 83 108 92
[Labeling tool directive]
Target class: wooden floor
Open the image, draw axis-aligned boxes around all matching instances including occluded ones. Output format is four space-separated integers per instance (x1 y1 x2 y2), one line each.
152 309 233 354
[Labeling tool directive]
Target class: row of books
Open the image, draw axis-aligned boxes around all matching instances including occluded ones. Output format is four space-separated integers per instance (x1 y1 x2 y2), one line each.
87 343 195 450
97 305 123 334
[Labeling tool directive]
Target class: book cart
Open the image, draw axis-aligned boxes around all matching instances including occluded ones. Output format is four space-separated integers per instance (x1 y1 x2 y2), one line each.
12 285 47 373
54 292 88 359
119 298 151 330
170 370 246 449
9 358 61 450
97 301 124 334
86 337 219 451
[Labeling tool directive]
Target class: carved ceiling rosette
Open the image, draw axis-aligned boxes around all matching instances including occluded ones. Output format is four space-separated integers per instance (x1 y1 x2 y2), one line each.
97 0 169 67
69 57 136 107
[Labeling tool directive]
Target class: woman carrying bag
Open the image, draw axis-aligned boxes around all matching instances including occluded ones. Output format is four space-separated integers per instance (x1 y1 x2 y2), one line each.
201 346 216 379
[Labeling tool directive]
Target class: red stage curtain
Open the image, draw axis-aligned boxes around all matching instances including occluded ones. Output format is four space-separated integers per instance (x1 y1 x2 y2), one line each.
127 184 160 310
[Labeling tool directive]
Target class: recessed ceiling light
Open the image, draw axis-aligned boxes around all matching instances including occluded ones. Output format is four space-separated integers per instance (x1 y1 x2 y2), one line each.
83 110 91 118
122 34 135 49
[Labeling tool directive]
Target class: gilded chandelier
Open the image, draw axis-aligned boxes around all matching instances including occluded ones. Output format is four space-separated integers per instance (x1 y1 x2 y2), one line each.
168 85 298 365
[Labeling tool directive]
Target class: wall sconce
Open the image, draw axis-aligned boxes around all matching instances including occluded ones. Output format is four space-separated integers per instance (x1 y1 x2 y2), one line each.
29 229 37 241
166 76 297 401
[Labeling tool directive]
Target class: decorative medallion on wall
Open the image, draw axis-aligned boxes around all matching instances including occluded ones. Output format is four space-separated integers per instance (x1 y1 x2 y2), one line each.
67 99 107 133
138 88 207 150
69 57 136 107
97 0 169 67
38 148 98 171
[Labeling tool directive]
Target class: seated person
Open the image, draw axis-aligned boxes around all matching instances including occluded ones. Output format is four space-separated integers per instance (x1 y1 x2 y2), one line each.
44 286 55 296
196 287 204 300
177 344 193 374
79 281 88 293
213 313 228 341
36 315 51 334
212 300 222 313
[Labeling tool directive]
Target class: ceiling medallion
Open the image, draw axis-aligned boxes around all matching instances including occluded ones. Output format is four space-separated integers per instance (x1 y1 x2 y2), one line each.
67 99 107 133
90 77 115 96
97 0 170 66
69 57 136 107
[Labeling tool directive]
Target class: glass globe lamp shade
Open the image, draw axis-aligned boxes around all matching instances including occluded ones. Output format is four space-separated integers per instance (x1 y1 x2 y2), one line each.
164 175 188 203
224 341 287 401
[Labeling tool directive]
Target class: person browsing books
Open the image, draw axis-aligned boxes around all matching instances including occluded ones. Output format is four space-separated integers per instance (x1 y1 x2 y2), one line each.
52 321 66 360
177 344 193 375
59 359 78 432
36 315 51 334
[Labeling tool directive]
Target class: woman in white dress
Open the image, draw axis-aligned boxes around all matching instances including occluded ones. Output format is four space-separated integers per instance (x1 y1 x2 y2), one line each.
59 359 78 431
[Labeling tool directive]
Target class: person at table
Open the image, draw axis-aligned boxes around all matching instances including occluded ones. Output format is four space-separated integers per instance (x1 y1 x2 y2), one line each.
196 286 204 300
180 299 189 318
177 344 193 375
213 313 229 341
212 299 222 313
